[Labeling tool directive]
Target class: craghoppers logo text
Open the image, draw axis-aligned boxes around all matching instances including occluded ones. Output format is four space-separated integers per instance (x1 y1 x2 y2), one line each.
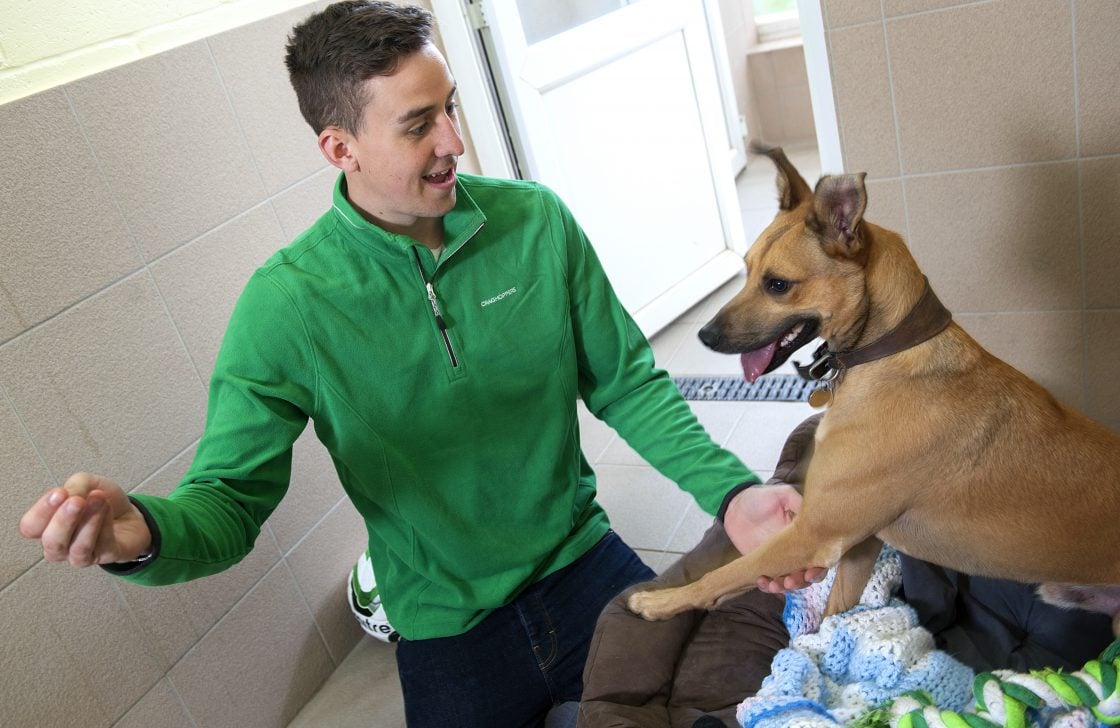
480 287 517 307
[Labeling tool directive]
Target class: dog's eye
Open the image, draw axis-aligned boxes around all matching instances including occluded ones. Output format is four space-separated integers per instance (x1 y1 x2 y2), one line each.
765 278 791 294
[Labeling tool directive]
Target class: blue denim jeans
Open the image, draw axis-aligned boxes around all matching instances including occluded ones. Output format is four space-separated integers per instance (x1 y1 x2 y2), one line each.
395 530 655 727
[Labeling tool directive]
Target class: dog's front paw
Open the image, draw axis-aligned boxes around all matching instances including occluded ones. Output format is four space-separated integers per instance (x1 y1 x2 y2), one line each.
626 587 689 621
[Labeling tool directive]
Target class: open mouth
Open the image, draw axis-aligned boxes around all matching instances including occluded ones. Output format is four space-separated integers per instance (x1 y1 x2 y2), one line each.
739 318 819 383
422 167 455 185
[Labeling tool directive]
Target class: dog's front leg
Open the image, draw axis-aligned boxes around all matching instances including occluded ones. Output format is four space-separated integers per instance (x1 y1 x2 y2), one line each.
627 519 844 621
823 536 883 616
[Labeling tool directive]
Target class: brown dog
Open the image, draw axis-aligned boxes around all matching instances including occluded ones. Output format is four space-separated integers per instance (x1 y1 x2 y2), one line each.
627 145 1120 631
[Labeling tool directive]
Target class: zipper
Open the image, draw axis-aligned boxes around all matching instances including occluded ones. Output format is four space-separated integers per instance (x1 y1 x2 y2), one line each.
411 247 459 368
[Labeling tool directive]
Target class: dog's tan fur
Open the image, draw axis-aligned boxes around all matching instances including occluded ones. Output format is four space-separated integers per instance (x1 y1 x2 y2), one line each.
627 146 1120 629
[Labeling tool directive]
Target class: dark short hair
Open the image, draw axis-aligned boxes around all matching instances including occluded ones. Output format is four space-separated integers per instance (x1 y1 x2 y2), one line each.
285 1 434 135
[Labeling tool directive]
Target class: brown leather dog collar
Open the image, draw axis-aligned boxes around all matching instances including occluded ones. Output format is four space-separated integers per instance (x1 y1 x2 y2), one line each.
798 277 952 384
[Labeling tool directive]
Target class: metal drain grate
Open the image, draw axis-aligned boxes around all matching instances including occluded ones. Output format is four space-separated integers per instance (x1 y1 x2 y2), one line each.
672 374 815 402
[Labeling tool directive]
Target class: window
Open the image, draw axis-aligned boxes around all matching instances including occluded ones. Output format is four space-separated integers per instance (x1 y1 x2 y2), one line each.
753 0 800 45
753 0 796 18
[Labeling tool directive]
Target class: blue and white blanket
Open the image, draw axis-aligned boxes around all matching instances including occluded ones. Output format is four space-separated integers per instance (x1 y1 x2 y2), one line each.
735 546 975 727
735 548 1120 728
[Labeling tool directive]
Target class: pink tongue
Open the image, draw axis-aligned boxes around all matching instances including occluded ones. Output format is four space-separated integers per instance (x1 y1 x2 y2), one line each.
740 342 778 383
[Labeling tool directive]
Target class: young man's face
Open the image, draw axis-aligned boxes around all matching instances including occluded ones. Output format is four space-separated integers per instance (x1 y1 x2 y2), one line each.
328 43 465 237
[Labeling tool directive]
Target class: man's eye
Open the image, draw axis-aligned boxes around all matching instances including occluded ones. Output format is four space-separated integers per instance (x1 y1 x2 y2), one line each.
408 123 428 136
446 101 459 116
765 278 790 294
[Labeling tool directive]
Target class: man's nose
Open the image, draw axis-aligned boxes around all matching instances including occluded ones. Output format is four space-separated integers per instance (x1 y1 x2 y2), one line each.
436 117 466 159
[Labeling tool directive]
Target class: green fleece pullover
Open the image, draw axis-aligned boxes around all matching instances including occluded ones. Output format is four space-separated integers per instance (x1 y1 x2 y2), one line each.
116 173 758 639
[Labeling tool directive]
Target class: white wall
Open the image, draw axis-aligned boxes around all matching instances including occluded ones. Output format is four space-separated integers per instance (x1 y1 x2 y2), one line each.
0 0 320 105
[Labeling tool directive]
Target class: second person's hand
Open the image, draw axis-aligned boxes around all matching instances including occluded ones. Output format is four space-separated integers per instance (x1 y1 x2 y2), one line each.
722 484 827 593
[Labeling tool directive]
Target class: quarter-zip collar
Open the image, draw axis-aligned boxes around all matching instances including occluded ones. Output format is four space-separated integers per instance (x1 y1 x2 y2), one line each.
329 172 487 262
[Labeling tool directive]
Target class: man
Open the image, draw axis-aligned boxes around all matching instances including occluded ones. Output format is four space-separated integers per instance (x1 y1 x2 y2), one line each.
19 2 816 725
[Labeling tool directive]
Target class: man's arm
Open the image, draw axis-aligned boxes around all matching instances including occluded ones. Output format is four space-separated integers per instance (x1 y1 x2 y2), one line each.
19 271 312 584
546 184 825 586
547 186 752 513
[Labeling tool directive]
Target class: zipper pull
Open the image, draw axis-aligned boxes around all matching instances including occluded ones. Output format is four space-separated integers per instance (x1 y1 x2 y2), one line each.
425 282 448 331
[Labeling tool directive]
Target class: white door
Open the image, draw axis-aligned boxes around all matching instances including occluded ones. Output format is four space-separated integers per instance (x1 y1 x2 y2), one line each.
437 0 749 336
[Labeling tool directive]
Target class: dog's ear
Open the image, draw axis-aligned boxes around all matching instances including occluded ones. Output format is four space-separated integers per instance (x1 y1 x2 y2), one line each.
750 141 812 211
808 173 868 258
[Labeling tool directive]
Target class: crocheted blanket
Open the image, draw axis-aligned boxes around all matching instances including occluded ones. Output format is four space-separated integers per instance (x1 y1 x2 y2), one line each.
735 548 1120 728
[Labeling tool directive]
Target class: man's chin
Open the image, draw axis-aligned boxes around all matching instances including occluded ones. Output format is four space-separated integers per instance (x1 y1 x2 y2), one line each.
428 189 457 214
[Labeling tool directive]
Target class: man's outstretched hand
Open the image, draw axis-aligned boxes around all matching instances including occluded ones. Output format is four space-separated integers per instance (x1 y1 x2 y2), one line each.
722 484 827 593
19 473 151 567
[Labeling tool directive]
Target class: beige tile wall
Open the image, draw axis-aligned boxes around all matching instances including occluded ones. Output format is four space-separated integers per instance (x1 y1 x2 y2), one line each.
0 2 478 725
729 0 817 148
747 43 818 146
822 0 1120 430
721 0 817 149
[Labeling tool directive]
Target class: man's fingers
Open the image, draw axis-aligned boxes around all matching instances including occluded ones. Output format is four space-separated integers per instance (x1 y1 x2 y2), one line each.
783 573 810 590
756 568 829 594
18 487 68 539
67 497 108 567
38 495 90 563
20 473 121 539
61 471 108 493
805 567 827 583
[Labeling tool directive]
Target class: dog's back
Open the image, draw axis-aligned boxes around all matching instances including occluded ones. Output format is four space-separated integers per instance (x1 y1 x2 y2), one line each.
626 145 1120 628
816 312 1120 586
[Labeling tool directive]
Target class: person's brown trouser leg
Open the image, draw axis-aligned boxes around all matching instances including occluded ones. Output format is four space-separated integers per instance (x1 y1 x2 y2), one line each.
578 415 822 728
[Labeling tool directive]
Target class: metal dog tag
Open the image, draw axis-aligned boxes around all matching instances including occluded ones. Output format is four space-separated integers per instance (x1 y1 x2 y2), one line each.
808 387 832 408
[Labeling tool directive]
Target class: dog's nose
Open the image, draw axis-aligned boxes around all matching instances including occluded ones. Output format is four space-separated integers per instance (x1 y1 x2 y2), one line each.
698 322 722 350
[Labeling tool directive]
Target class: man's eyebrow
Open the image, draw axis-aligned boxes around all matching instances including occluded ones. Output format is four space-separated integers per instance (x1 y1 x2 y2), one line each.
395 85 458 124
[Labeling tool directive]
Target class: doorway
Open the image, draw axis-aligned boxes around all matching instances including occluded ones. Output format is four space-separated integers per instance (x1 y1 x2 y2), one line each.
431 0 841 334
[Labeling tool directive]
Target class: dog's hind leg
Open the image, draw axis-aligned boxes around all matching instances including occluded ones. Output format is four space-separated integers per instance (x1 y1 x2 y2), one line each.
1037 583 1120 636
823 536 883 616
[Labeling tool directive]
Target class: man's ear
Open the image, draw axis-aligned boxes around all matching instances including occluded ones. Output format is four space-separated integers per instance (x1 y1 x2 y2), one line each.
318 127 358 172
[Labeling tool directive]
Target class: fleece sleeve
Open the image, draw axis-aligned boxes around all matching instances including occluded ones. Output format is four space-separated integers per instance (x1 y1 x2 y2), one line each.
110 272 316 586
542 186 760 515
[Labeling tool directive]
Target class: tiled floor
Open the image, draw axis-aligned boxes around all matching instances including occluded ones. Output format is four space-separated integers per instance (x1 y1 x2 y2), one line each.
288 143 823 727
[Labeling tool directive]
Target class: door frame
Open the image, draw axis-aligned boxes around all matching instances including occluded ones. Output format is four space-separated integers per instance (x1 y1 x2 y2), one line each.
432 0 842 178
431 0 517 178
796 0 842 172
